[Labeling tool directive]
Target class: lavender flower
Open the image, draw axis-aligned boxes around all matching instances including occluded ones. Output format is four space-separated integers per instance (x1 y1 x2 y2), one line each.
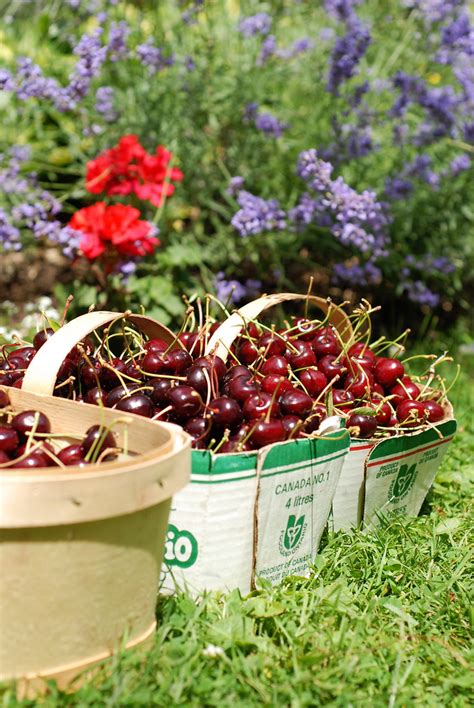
401 280 440 308
184 55 196 72
231 190 286 237
450 153 471 175
332 260 382 286
136 42 175 73
95 86 116 122
296 149 333 190
214 272 262 304
288 193 319 230
226 176 245 196
108 21 130 62
327 20 371 95
384 177 413 200
10 145 31 163
66 28 108 103
238 13 272 38
0 208 21 251
0 69 14 91
324 0 361 23
256 35 277 65
255 112 288 138
243 102 259 122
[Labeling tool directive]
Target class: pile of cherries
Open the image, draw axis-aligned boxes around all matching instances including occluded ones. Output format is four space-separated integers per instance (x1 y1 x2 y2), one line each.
0 389 118 469
0 312 448 453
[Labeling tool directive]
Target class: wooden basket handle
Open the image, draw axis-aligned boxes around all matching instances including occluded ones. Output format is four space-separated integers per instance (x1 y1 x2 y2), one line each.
22 311 178 397
205 292 353 362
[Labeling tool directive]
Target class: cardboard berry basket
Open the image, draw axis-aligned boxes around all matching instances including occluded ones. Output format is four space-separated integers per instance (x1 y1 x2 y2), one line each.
0 312 191 697
163 293 352 594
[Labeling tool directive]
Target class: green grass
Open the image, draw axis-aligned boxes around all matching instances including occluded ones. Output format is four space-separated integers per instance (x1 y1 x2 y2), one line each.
3 364 473 707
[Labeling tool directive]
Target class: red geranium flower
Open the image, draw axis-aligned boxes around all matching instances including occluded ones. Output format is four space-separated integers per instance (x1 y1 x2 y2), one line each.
68 202 160 260
85 135 183 207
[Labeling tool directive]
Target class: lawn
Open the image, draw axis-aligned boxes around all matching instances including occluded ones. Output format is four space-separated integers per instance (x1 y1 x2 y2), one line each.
3 357 472 707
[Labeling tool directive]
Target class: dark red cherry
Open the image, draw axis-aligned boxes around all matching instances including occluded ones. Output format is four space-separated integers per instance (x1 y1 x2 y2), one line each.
11 410 51 440
0 450 9 463
279 389 313 417
186 365 212 398
281 415 303 438
10 451 49 468
167 385 204 419
238 339 260 365
16 441 55 466
286 340 317 369
397 400 427 426
374 401 392 426
243 392 280 420
184 416 211 442
193 355 227 382
348 342 375 359
33 328 55 350
58 444 89 466
390 377 421 407
318 355 347 383
116 394 154 418
79 358 101 389
227 375 259 403
219 438 253 453
0 425 19 452
344 369 374 399
257 332 287 357
56 356 76 383
249 419 285 448
332 389 355 408
8 346 37 365
84 386 107 406
223 365 252 384
208 397 243 429
81 425 117 458
261 355 289 377
105 383 141 408
166 349 192 374
261 375 294 396
422 399 445 423
291 317 320 341
304 404 327 433
298 368 327 396
149 379 173 405
99 358 128 389
311 332 341 357
374 357 405 388
145 338 169 354
346 413 378 438
141 350 165 375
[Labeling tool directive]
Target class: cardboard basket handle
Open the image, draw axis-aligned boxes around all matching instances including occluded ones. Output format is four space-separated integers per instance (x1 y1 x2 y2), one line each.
22 311 178 397
205 292 353 362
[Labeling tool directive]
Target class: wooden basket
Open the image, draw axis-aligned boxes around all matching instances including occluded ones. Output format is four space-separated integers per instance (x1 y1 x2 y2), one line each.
0 310 191 697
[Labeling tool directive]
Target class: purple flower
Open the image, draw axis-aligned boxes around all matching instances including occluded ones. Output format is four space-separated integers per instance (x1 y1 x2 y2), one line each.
95 86 116 122
244 102 259 121
401 280 440 308
10 145 31 163
289 37 314 55
345 127 373 158
238 13 272 38
296 149 333 190
0 68 14 91
184 55 196 72
288 193 319 229
384 177 413 200
332 260 382 286
324 0 361 23
256 35 277 65
327 20 371 95
67 28 108 103
226 176 245 196
442 12 473 50
255 112 288 138
464 122 474 143
136 42 174 74
108 21 130 61
450 153 471 175
0 208 21 251
231 190 286 237
214 272 262 304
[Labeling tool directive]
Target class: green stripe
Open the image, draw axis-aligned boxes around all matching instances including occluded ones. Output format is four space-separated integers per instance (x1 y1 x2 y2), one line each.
260 450 348 479
367 419 456 461
189 473 257 485
192 449 258 475
261 430 349 470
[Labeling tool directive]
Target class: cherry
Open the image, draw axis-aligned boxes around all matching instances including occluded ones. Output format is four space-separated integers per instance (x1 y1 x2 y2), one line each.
167 385 204 419
84 386 107 406
279 389 313 417
219 438 253 453
58 444 89 466
13 378 24 389
332 389 355 408
237 339 260 365
390 377 421 407
125 362 142 381
105 383 141 408
0 389 10 408
11 410 51 440
261 355 289 377
348 342 375 360
345 353 375 374
178 332 204 356
150 379 173 405
257 332 287 357
318 355 347 383
372 382 385 396
166 349 192 374
249 419 285 448
281 415 303 438
0 426 19 452
10 452 49 468
56 356 76 383
144 338 169 353
223 365 252 384
116 394 154 418
227 375 259 403
8 346 37 365
286 340 317 369
79 358 101 389
304 404 327 433
193 355 227 381
298 368 327 396
0 450 9 463
344 369 373 399
397 399 427 426
243 392 280 420
422 399 445 423
292 317 320 341
208 397 243 429
346 413 378 438
141 350 166 375
81 425 117 458
374 401 392 425
261 375 294 396
184 416 211 442
311 332 341 358
16 441 56 466
33 328 55 350
99 358 128 389
374 357 405 388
